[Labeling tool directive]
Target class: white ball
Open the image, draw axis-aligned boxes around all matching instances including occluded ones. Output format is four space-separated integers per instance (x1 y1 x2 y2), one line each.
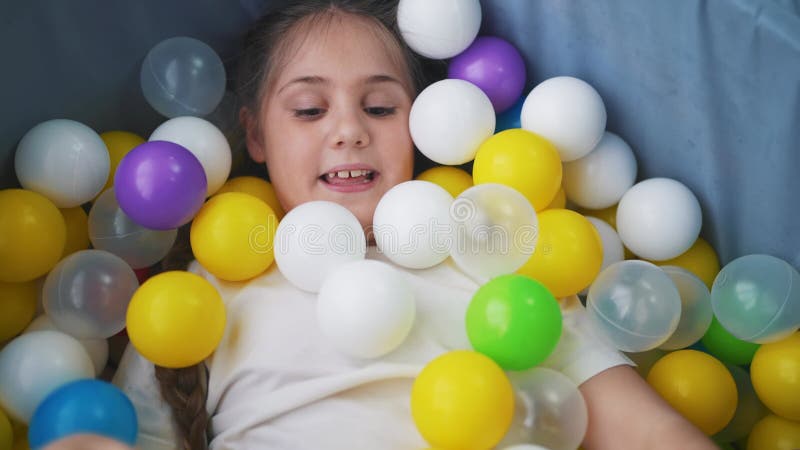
15 119 110 207
149 116 232 196
373 181 453 269
616 178 702 261
397 0 482 59
317 260 416 359
586 216 625 273
275 201 366 292
501 446 552 450
563 132 637 209
410 79 495 165
0 330 94 423
521 76 606 162
24 315 109 376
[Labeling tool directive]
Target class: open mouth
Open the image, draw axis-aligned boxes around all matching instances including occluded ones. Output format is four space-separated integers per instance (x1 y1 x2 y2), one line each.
319 169 378 185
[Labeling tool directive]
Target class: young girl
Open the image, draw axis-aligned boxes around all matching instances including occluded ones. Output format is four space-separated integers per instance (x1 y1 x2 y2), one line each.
106 1 719 449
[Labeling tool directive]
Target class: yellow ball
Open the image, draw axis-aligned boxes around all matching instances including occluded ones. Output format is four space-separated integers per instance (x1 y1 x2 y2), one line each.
751 332 800 421
747 414 800 450
216 176 285 220
647 350 737 435
99 131 145 194
411 350 514 450
126 271 226 368
517 209 603 297
191 192 277 281
0 189 66 283
652 237 720 289
415 166 473 198
59 207 90 257
544 186 566 210
473 129 562 211
0 407 12 450
0 281 37 344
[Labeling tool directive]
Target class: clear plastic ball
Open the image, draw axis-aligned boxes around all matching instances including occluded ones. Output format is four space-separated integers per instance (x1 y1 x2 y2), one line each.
659 266 713 350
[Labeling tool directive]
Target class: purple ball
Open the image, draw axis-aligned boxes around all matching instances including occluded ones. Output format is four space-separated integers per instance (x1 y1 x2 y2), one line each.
114 140 207 230
448 36 527 113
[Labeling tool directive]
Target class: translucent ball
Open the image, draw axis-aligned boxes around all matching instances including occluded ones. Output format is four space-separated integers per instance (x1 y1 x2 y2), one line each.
274 201 366 292
450 184 538 282
563 131 638 209
579 216 625 296
15 119 109 208
317 260 415 359
140 37 226 118
397 0 481 59
409 79 495 165
89 189 177 270
24 315 108 377
616 178 702 261
373 181 453 269
659 266 713 350
521 76 606 162
149 116 232 196
42 250 139 339
587 260 682 352
711 254 800 343
0 331 94 423
499 368 588 450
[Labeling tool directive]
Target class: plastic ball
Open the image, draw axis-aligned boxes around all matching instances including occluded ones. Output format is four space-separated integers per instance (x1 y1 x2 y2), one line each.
654 237 720 290
0 408 10 450
373 181 453 269
216 176 285 219
24 316 108 377
409 79 495 165
473 128 562 211
501 446 551 450
28 379 136 449
98 131 145 196
0 281 37 344
518 209 603 298
715 364 769 443
466 274 562 370
42 250 138 339
114 140 207 230
648 350 737 435
563 131 638 209
747 414 800 450
451 184 538 282
140 37 226 118
0 189 66 283
190 192 277 281
411 350 514 450
397 0 481 59
711 254 800 343
658 266 713 350
521 77 606 162
625 348 667 379
701 316 760 366
14 119 109 208
499 368 588 450
88 189 177 270
317 260 415 358
126 271 225 368
577 203 618 229
415 166 473 198
586 260 682 352
59 207 90 258
149 116 232 196
448 36 527 113
544 186 566 210
750 332 800 420
274 201 366 293
0 331 94 423
495 96 525 133
616 178 702 261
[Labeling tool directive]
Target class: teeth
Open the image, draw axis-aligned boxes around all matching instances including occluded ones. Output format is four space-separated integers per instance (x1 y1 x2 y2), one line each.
337 170 350 179
325 169 373 179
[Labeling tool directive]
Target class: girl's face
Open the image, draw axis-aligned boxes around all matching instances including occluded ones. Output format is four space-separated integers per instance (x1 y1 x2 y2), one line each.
245 13 415 230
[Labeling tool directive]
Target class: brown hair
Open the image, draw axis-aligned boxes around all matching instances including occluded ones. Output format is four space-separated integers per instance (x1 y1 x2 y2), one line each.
154 2 445 448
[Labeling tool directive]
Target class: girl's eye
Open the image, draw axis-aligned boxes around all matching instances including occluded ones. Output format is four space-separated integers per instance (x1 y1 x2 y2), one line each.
294 108 325 118
364 106 396 117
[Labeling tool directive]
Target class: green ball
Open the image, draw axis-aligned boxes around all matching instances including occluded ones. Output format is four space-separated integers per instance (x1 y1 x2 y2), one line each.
466 274 562 370
701 316 760 366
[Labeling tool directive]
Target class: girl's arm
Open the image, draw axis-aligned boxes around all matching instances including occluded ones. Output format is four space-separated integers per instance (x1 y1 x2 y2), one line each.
579 365 717 450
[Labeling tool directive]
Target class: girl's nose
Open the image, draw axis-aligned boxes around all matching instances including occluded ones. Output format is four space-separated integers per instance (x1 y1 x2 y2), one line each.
330 111 370 149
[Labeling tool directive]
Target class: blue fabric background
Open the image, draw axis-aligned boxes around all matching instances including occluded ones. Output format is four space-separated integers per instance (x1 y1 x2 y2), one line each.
1 0 798 269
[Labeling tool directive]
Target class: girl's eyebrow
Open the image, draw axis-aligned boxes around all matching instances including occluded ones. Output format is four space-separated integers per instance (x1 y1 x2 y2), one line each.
277 74 404 94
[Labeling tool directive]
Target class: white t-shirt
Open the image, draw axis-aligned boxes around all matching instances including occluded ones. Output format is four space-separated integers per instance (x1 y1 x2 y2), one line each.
113 246 632 450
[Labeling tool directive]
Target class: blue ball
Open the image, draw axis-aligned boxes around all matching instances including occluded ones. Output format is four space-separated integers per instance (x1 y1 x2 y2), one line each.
28 379 137 449
494 95 525 133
